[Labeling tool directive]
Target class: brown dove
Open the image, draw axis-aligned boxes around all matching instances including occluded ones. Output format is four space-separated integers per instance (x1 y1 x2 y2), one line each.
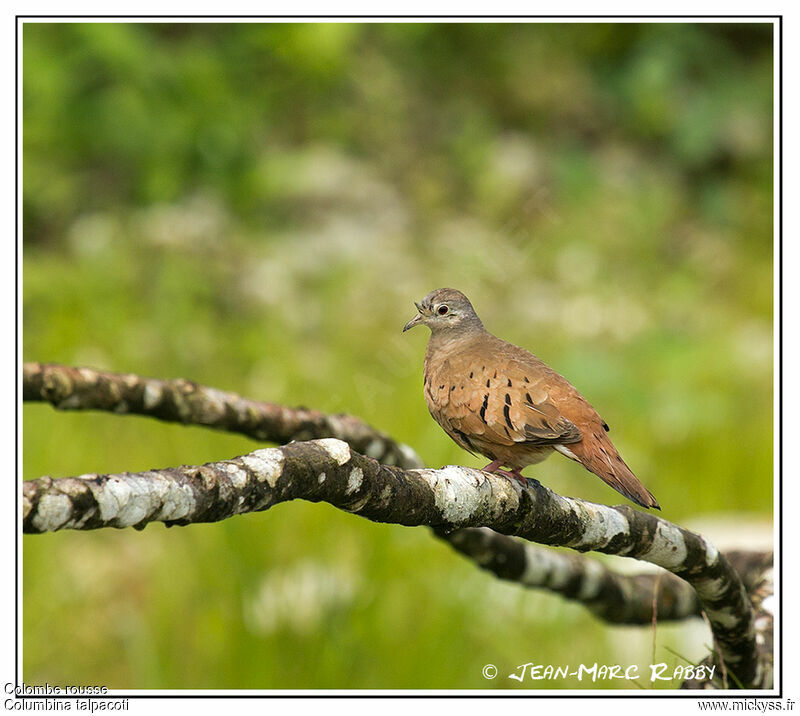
403 288 660 509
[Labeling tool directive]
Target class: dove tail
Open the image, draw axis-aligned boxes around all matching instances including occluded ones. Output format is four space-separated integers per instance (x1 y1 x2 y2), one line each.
555 440 660 510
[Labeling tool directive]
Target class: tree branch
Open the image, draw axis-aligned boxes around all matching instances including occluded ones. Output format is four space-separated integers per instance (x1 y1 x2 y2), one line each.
23 361 423 469
438 526 702 624
682 555 773 690
22 438 766 688
24 361 710 631
439 528 770 626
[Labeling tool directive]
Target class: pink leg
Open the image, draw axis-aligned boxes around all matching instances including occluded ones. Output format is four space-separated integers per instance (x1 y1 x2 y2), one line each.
482 461 528 486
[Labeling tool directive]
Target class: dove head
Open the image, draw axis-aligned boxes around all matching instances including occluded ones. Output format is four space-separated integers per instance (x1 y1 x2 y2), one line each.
402 288 485 336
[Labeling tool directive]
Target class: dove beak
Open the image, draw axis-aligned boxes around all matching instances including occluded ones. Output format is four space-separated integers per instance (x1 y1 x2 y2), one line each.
403 303 425 332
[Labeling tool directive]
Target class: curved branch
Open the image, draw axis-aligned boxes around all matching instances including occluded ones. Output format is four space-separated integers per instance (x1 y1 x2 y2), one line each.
22 438 764 688
23 362 423 469
720 551 774 602
26 361 706 630
438 527 702 624
682 556 773 690
439 529 770 625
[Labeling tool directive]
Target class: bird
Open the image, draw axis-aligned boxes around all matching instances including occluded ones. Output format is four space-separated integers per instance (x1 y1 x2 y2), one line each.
402 288 660 509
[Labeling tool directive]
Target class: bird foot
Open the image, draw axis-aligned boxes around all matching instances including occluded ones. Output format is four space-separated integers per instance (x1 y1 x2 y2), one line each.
482 461 528 486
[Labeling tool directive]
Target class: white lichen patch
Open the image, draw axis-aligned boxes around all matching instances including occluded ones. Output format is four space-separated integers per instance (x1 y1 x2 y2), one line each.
568 502 630 550
761 594 775 619
640 522 688 570
521 547 603 596
221 462 248 489
341 493 371 513
143 380 163 409
673 584 697 616
419 466 488 525
31 493 74 532
365 439 384 459
241 448 285 487
156 481 197 522
539 554 573 589
88 472 195 527
316 438 351 465
399 443 424 468
700 535 719 566
91 476 131 522
695 574 729 601
318 472 327 484
705 605 741 630
520 544 556 586
324 415 347 440
78 367 100 384
200 387 228 422
576 558 606 600
760 594 774 616
345 467 363 495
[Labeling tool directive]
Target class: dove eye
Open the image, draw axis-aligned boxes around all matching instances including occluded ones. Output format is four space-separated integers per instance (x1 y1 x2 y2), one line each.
437 305 449 315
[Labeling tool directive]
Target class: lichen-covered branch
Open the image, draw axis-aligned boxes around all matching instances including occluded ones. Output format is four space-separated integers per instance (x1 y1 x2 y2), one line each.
22 438 765 688
682 554 773 690
26 360 708 631
438 527 702 624
438 529 771 628
723 551 774 599
23 362 423 469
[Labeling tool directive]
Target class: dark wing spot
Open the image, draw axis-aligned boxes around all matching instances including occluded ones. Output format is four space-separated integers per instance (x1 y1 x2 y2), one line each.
450 385 455 391
507 378 512 387
503 404 513 429
439 385 444 390
525 392 533 404
523 376 530 383
493 370 498 379
453 428 476 451
486 379 491 387
469 371 474 379
505 393 512 405
602 422 610 432
480 395 488 423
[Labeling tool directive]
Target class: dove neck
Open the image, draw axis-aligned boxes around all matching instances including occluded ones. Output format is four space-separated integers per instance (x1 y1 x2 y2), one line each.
426 321 487 355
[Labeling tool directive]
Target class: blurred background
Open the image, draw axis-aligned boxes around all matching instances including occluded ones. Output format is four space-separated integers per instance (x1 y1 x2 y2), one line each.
22 22 774 690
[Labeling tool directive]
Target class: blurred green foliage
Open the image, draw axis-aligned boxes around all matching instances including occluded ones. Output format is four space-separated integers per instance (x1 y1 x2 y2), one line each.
22 22 773 690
